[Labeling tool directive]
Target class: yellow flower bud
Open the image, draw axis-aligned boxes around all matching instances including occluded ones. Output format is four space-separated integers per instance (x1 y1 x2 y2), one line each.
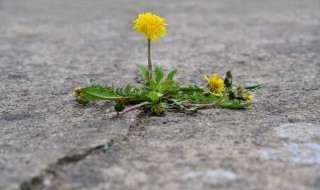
74 87 84 98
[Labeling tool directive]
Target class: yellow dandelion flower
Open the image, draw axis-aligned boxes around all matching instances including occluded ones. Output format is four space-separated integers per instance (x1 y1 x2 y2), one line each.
204 73 224 94
133 12 167 41
74 87 84 98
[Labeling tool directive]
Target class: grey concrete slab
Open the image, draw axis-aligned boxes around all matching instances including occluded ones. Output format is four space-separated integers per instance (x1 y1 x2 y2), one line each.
0 0 320 189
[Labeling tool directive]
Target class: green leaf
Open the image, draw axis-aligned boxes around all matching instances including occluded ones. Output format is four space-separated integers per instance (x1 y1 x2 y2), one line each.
242 83 261 90
132 88 148 100
166 69 177 80
157 80 177 93
124 84 132 94
82 85 130 100
170 98 188 105
219 100 251 109
149 91 163 102
158 80 175 87
159 102 170 108
150 79 157 91
155 64 164 83
136 64 149 81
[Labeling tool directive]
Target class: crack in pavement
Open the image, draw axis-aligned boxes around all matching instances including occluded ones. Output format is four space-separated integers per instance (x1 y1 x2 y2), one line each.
19 112 148 190
19 143 111 190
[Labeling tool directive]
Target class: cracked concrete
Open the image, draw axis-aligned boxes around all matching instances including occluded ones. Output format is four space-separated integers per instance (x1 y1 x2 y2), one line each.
1 0 320 189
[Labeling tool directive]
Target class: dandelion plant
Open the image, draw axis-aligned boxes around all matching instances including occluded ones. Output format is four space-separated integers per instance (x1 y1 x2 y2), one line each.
74 12 257 115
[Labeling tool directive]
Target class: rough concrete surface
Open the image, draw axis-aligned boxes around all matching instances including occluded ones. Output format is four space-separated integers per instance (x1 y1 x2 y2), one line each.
0 0 320 189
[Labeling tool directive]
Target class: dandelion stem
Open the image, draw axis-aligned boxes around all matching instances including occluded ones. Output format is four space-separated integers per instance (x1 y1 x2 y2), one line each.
117 102 149 115
148 39 152 81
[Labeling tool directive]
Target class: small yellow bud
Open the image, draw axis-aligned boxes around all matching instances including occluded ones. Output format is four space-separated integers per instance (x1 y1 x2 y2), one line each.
240 91 253 101
154 106 166 116
74 87 84 98
246 94 253 101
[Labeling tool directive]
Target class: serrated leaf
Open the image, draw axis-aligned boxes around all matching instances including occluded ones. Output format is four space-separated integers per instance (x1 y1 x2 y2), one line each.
166 69 177 80
136 64 149 81
219 100 251 109
124 84 131 94
82 85 131 100
133 88 148 100
149 91 163 102
242 83 261 90
155 64 164 83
